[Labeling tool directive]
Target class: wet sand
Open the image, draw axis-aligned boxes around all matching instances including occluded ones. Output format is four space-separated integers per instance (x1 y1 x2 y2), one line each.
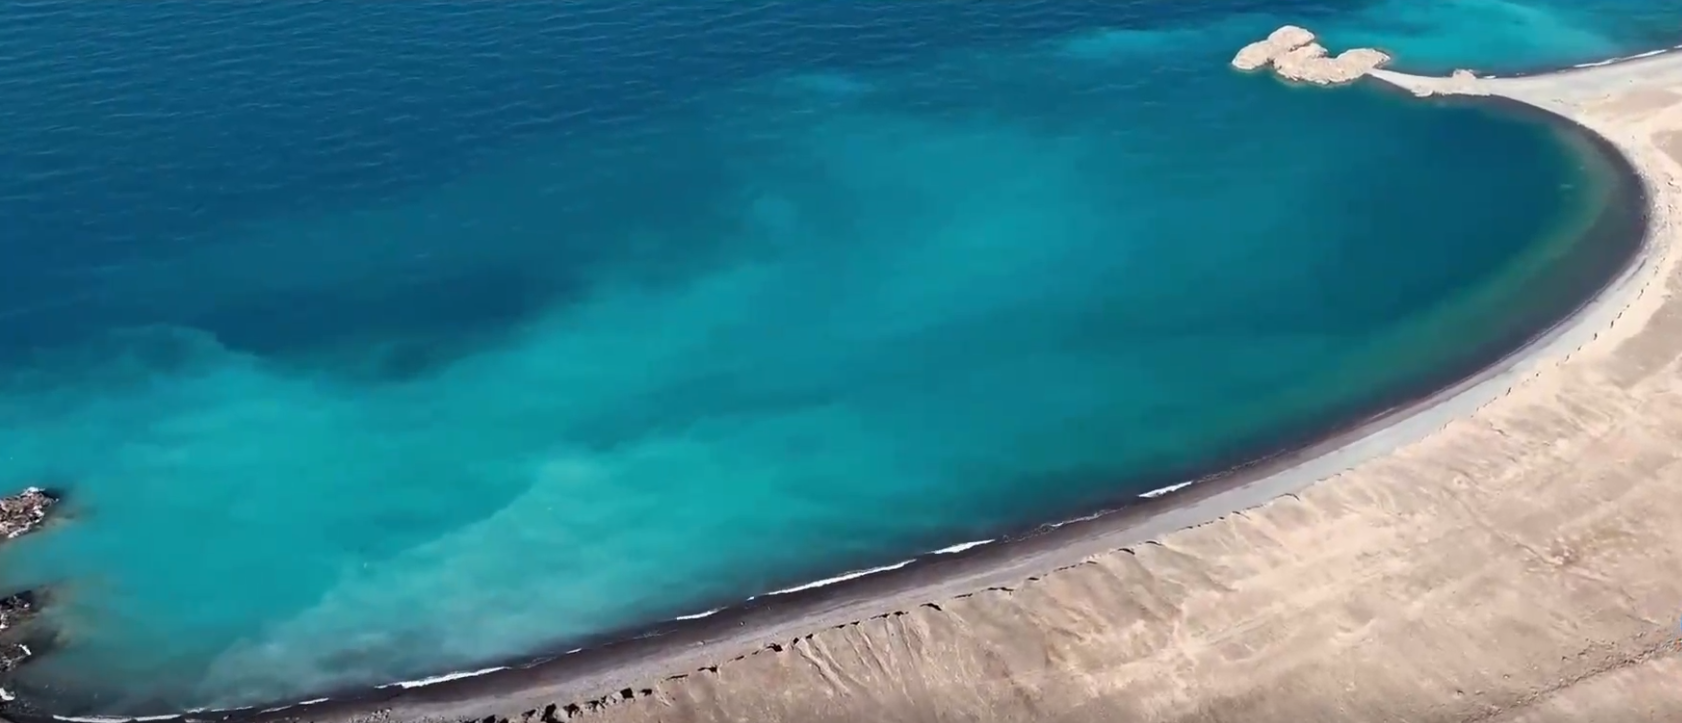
13 52 1682 723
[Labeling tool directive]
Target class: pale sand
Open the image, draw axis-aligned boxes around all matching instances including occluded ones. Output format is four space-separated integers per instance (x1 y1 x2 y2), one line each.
222 55 1682 723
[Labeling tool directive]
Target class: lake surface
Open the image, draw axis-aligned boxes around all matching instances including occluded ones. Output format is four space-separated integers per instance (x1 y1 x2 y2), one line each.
0 0 1672 714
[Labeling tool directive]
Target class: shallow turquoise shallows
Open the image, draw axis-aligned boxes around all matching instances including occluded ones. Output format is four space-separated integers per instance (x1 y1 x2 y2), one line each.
0 0 1671 714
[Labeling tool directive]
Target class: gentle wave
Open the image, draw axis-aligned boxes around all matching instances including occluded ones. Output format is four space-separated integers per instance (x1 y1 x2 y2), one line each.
381 666 510 690
932 539 995 555
672 607 724 621
53 716 180 723
1139 481 1197 499
759 560 917 597
1570 45 1678 68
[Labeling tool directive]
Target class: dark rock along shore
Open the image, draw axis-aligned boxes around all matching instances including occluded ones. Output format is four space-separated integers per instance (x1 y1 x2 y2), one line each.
0 489 54 541
0 488 58 680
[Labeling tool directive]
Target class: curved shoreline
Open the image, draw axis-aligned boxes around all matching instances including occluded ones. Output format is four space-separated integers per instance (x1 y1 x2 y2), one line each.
1379 34 1682 79
6 51 1670 723
1501 41 1682 77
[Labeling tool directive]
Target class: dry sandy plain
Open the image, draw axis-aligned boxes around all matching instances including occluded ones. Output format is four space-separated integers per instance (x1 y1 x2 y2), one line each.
29 45 1682 723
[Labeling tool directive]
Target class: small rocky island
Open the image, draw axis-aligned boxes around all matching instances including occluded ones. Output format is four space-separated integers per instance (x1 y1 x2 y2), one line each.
0 488 55 540
1231 25 1391 85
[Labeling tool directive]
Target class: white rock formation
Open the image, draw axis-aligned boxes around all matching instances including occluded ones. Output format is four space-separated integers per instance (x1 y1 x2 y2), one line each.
1275 44 1393 84
1231 25 1316 71
1232 25 1391 86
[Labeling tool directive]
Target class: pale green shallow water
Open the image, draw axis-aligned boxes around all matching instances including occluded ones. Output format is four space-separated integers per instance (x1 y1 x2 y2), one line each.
0 0 1671 714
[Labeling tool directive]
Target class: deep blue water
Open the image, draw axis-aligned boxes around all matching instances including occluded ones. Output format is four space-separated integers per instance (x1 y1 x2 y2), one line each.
0 0 1672 714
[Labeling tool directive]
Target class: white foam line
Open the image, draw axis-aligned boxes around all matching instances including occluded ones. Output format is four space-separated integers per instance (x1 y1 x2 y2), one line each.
673 607 723 621
1139 480 1196 499
932 539 994 555
1 687 14 702
1044 509 1107 530
53 716 179 722
1471 45 1682 81
299 698 330 705
1570 46 1678 69
763 560 915 596
380 665 509 690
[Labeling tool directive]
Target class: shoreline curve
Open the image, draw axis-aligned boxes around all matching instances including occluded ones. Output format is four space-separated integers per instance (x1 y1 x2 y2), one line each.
1377 33 1682 79
9 47 1679 723
1492 42 1682 78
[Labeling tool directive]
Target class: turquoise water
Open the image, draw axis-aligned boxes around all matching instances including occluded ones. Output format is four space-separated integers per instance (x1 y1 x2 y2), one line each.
0 0 1669 714
1300 0 1680 72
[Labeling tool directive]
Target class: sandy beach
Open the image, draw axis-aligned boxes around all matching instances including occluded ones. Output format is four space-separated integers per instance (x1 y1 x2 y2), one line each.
20 45 1682 723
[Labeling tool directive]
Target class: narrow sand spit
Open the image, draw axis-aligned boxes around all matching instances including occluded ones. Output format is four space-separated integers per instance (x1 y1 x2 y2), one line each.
55 51 1682 723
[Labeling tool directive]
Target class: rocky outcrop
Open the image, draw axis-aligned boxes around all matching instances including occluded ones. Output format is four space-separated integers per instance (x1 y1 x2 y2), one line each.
1231 26 1390 86
1231 25 1317 71
0 488 60 681
0 590 46 672
0 488 55 540
1274 44 1392 84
